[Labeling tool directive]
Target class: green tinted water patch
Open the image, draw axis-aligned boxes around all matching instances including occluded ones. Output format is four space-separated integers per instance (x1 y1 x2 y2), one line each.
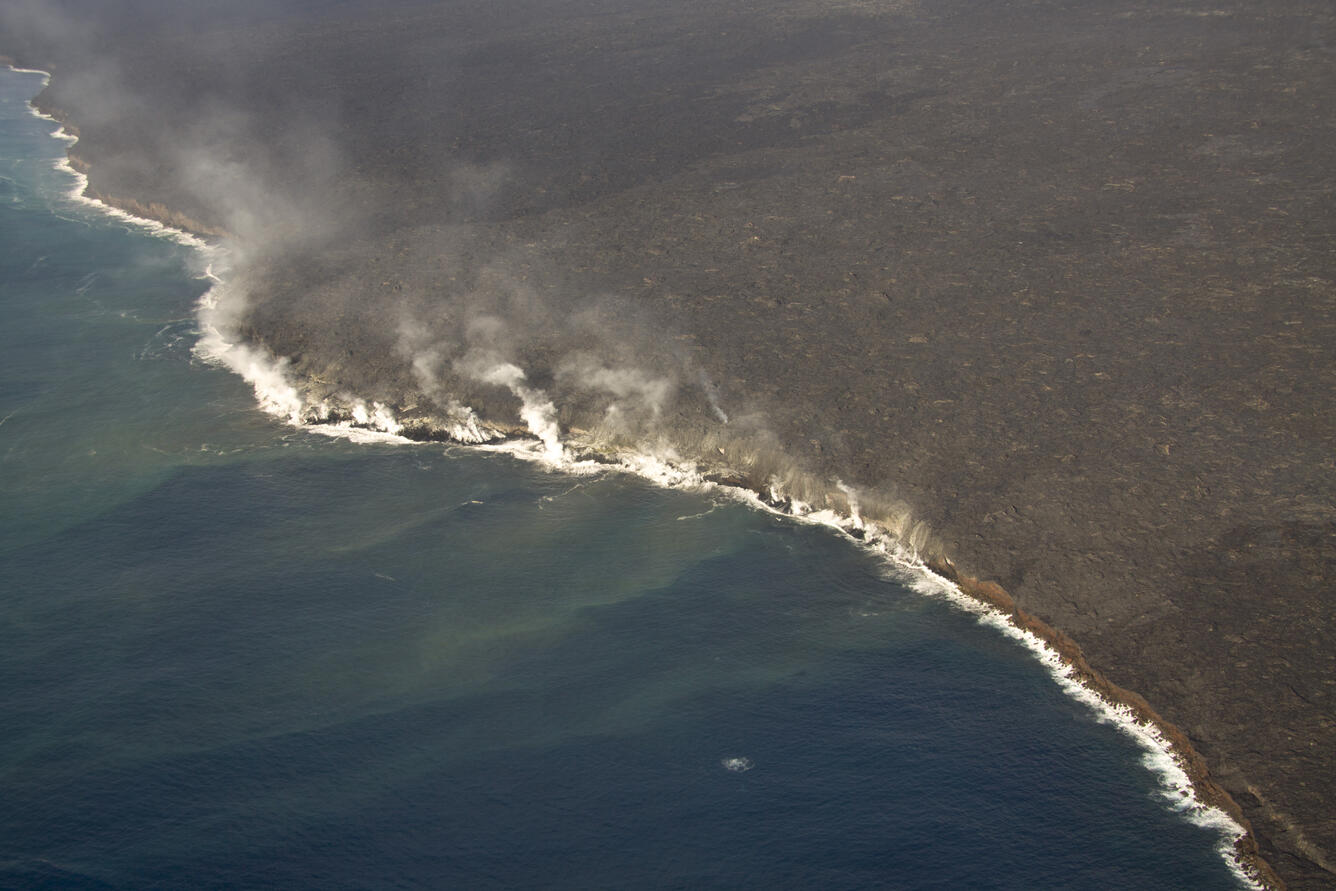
0 192 298 549
0 68 272 549
0 429 926 779
0 64 1250 890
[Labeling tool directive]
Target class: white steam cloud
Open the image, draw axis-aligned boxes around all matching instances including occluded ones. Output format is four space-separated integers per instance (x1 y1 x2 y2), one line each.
456 352 564 460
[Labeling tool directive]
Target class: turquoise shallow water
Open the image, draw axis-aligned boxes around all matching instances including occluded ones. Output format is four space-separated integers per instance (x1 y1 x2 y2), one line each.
0 66 1245 889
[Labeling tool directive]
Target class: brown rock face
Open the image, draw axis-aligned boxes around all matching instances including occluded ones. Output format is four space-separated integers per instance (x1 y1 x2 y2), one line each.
928 557 1284 888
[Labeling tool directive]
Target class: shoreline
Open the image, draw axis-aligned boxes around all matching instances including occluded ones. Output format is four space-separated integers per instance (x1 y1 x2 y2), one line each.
15 86 216 252
7 61 1283 889
191 279 1280 888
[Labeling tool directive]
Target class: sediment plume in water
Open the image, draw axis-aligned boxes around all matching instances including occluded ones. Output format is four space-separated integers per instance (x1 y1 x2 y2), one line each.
10 45 1290 886
195 276 1271 888
185 234 1275 886
199 270 934 553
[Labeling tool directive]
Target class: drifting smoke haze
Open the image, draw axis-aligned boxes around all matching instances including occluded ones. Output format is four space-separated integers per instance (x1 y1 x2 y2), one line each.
6 0 1336 884
232 215 768 478
4 0 847 503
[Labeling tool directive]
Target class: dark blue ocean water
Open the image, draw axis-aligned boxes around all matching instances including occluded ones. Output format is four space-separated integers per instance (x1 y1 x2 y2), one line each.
0 67 1245 889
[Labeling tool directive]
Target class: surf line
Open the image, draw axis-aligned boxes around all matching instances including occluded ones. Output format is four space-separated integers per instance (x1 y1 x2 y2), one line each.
9 65 217 251
184 302 1276 890
704 476 1274 890
13 62 1275 890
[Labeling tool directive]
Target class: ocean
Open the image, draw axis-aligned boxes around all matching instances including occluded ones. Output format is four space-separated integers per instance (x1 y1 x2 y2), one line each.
0 65 1249 889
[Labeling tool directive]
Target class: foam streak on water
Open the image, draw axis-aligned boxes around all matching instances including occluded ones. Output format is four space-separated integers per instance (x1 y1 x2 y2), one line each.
729 491 1260 890
187 281 1262 887
15 63 1259 889
17 66 213 258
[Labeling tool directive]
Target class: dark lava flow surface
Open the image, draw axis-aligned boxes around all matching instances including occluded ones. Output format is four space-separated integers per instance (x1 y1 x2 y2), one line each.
6 0 1334 884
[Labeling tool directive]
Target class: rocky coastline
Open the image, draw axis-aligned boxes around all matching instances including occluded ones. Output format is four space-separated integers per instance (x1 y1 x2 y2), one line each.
4 0 1333 884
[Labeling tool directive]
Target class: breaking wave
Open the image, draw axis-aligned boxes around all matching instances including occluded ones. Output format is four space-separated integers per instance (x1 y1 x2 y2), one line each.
18 63 1263 889
185 276 1264 889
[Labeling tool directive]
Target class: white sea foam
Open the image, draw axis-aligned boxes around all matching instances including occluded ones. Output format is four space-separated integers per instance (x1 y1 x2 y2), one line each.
708 485 1262 885
555 450 1259 887
195 293 426 449
13 67 211 251
379 425 1247 880
898 568 1261 889
50 151 211 249
193 298 301 424
195 320 1262 891
18 62 1261 887
306 423 413 445
186 273 1273 886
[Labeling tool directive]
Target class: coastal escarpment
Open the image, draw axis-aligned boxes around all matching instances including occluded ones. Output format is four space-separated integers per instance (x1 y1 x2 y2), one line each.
5 0 1335 884
927 558 1285 889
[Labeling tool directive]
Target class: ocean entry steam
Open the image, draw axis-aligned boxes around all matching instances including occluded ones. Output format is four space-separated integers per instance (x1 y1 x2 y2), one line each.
0 66 1249 888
